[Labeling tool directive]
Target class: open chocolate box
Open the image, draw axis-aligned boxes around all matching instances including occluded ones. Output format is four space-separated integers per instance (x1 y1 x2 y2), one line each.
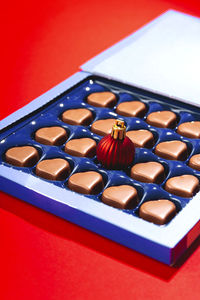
1 10 200 265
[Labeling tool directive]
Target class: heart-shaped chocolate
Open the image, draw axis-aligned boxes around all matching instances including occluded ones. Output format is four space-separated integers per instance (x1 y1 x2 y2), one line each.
146 111 177 128
5 146 39 167
126 130 154 148
87 91 117 108
68 171 104 194
35 126 67 145
116 101 146 118
36 158 70 181
189 154 200 171
65 138 96 157
102 185 138 209
131 161 165 183
139 199 176 225
62 108 93 126
155 140 187 161
91 119 116 136
177 121 200 138
165 174 199 198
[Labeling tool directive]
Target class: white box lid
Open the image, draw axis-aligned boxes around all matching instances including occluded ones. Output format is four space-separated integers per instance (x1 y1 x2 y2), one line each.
81 10 200 107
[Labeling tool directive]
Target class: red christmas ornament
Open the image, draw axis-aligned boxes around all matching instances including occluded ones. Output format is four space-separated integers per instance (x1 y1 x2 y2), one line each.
96 119 135 169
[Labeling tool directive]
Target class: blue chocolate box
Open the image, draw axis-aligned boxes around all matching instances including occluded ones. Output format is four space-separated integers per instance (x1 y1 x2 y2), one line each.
1 10 200 265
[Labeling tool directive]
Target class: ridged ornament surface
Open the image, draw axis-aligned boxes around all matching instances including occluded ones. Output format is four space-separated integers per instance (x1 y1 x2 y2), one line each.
96 134 135 169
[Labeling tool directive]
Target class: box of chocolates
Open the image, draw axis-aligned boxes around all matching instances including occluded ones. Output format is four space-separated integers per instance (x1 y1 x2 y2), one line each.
1 10 200 265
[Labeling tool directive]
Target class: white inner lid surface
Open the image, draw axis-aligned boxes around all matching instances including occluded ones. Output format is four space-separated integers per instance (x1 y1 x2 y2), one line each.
82 10 200 106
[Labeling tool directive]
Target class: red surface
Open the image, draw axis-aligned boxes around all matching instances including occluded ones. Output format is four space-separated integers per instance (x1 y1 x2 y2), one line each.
1 1 200 299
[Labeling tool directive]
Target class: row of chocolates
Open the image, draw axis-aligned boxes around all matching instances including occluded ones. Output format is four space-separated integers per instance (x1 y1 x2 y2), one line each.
58 91 200 137
3 146 178 225
4 145 200 197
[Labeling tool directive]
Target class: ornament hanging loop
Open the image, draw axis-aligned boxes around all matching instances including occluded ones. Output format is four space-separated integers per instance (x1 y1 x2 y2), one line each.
111 119 126 140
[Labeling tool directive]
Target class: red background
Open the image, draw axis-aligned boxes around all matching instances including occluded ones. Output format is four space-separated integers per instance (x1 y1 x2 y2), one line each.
1 1 200 299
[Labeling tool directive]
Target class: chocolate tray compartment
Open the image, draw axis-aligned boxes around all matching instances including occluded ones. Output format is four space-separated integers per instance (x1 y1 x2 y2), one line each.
33 149 75 178
66 159 108 199
99 171 145 213
136 194 182 218
1 137 44 174
152 130 193 161
30 121 71 144
1 74 200 265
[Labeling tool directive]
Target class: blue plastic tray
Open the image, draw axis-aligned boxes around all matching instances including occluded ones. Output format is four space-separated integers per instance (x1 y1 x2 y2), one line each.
1 71 200 265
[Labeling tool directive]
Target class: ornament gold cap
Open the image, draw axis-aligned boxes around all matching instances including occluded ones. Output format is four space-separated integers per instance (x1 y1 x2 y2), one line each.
111 119 126 140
